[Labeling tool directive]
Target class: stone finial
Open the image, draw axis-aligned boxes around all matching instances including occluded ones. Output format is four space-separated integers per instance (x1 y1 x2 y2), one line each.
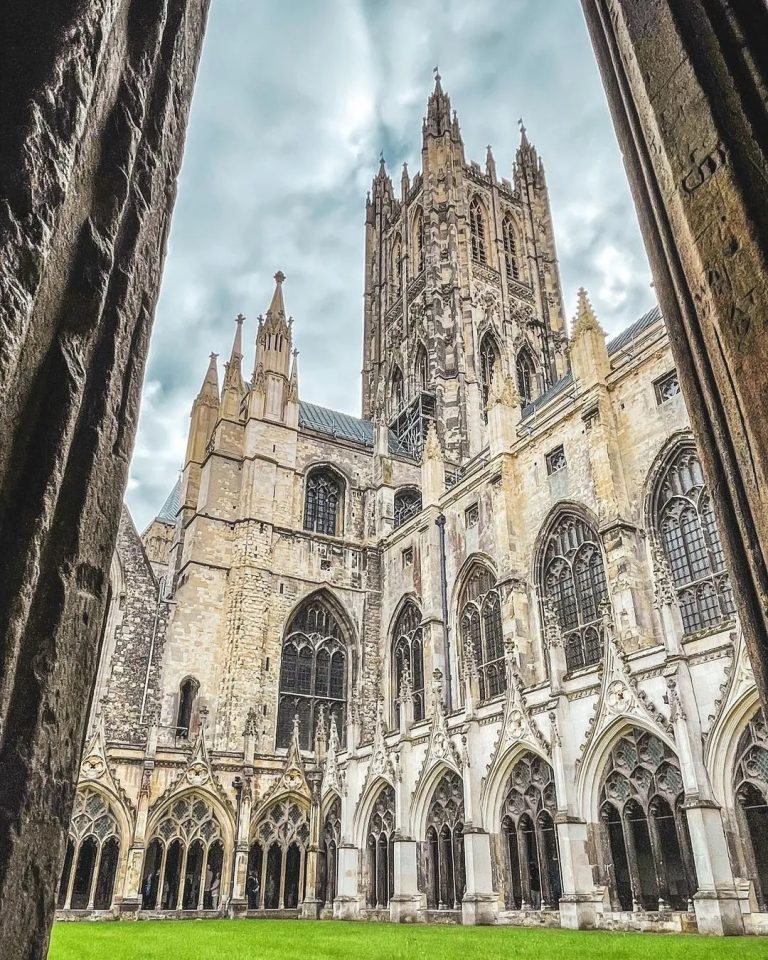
542 597 563 648
398 658 414 704
422 421 443 462
243 707 259 739
488 365 520 409
571 287 604 339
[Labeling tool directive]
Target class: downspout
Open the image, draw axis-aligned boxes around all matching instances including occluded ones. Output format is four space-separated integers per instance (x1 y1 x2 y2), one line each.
230 776 243 911
435 512 453 712
139 584 163 725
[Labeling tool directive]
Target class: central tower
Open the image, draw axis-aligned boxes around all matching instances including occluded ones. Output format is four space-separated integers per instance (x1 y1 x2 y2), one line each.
361 73 568 463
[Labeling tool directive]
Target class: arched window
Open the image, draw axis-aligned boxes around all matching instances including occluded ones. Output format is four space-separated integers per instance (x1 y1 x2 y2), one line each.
391 601 425 724
458 563 506 702
57 789 120 911
502 215 520 282
248 800 310 910
393 488 422 529
501 753 561 909
390 364 405 415
366 784 395 908
599 727 695 911
733 708 768 910
479 333 500 417
319 797 341 908
541 514 608 671
654 446 735 634
413 208 425 273
469 196 487 264
516 348 537 407
392 235 402 291
304 467 344 537
276 596 348 751
142 794 224 911
415 343 429 392
425 771 466 909
177 677 199 739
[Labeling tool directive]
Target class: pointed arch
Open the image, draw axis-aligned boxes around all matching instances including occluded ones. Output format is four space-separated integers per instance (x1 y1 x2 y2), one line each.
412 207 425 274
249 795 310 910
390 598 425 724
478 331 500 416
502 213 521 282
456 557 506 702
389 363 405 416
303 464 346 537
469 195 488 264
707 684 761 807
393 486 422 530
480 740 554 832
392 233 403 291
515 345 537 407
414 341 429 392
353 774 396 850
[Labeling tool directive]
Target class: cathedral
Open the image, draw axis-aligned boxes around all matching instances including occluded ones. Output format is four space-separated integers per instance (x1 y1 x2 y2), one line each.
57 76 767 935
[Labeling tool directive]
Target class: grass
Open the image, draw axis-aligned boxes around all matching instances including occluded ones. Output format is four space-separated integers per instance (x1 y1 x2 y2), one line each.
48 919 768 960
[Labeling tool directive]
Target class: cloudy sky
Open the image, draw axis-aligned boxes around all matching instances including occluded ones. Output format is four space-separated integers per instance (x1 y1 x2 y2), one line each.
126 0 655 530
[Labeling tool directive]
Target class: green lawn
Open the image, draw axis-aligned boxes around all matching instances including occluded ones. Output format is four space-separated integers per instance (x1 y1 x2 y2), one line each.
48 919 768 960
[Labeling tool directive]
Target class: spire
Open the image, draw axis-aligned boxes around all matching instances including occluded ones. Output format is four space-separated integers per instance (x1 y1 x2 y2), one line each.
371 151 394 204
401 160 410 200
425 65 453 138
486 143 496 181
572 287 604 338
287 348 299 402
221 313 246 418
198 352 219 403
267 270 286 323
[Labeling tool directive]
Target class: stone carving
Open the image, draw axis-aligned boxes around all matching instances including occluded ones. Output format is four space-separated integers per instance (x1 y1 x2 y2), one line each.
413 671 463 800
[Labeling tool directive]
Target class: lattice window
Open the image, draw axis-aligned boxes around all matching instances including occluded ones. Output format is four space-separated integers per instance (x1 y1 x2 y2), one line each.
459 562 506 702
541 514 608 671
655 446 735 634
516 349 536 407
70 789 119 844
426 771 466 909
546 445 567 476
502 215 520 281
393 488 422 529
254 800 310 850
469 196 487 264
392 602 425 723
366 785 396 907
276 596 348 750
479 334 499 417
654 370 681 404
304 468 343 537
734 709 768 804
154 795 222 846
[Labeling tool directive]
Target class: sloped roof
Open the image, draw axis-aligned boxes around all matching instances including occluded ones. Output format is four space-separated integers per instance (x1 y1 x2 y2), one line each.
607 304 662 355
156 477 181 525
299 400 411 456
521 371 573 420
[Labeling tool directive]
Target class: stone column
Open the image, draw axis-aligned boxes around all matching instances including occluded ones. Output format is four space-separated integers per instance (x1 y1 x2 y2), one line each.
300 767 324 919
334 844 361 920
230 714 258 916
120 720 158 914
460 732 498 925
0 4 209 957
580 0 768 713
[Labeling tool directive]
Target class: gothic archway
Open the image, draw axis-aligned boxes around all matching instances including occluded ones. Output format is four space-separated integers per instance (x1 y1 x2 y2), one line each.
391 601 425 724
365 784 395 909
424 770 465 910
57 788 121 912
249 799 310 910
732 708 768 910
319 796 341 908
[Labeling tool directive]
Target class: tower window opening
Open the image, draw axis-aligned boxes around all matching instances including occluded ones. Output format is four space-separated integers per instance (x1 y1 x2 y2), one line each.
469 197 487 264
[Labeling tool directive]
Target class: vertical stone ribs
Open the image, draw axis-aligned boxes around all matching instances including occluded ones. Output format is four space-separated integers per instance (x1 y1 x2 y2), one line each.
0 3 209 957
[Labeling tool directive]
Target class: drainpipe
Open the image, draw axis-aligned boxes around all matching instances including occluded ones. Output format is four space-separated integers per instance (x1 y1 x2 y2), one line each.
139 586 163 725
230 776 243 911
435 512 453 712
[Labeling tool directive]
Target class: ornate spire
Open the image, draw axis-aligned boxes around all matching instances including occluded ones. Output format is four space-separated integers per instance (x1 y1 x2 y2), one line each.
422 420 443 462
486 143 496 181
197 352 219 404
222 314 245 391
571 287 605 339
267 271 287 324
425 66 453 138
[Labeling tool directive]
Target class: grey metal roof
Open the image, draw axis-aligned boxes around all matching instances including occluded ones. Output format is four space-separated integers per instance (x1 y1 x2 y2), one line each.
156 477 181 524
607 304 662 355
299 401 412 457
521 371 573 420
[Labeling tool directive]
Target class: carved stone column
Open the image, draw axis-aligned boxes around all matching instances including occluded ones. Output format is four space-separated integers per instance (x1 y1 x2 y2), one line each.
0 4 209 956
300 766 324 919
580 0 768 713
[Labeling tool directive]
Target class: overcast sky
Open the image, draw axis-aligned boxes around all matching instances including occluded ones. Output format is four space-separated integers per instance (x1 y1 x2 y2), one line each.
126 0 655 530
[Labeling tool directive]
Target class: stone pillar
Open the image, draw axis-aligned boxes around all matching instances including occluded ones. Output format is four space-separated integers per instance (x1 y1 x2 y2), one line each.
580 0 768 713
0 4 209 956
390 836 422 922
301 767 324 919
334 844 361 920
461 827 498 925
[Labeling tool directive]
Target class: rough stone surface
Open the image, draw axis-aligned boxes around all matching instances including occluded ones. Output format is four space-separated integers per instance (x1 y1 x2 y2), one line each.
580 0 768 713
0 3 209 957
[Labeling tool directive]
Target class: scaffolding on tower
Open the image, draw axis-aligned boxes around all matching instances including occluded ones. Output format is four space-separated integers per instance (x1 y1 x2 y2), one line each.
388 390 436 458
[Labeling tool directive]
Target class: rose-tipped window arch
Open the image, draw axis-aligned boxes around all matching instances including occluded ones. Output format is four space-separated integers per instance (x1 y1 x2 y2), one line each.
391 601 425 724
458 562 506 701
304 466 344 537
540 512 608 671
57 788 121 911
469 196 487 264
653 445 735 634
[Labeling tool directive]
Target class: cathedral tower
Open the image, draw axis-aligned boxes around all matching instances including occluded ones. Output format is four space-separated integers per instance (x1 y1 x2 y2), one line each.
362 73 568 463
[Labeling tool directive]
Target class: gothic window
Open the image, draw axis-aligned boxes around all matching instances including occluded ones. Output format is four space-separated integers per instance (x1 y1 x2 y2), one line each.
304 467 344 537
545 445 567 476
469 196 487 264
276 596 348 751
57 789 120 911
393 488 422 529
366 785 395 908
413 208 425 274
177 677 199 739
415 343 429 391
479 333 500 417
733 709 768 910
458 562 506 702
502 214 520 282
654 370 681 404
516 348 537 407
501 754 561 909
541 513 608 671
391 601 425 725
392 235 402 292
654 446 735 634
425 771 466 909
390 365 405 416
248 800 310 909
319 797 341 908
141 794 224 911
599 727 694 911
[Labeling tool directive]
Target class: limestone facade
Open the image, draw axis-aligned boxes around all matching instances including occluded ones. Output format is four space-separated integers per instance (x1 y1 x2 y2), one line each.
58 79 768 935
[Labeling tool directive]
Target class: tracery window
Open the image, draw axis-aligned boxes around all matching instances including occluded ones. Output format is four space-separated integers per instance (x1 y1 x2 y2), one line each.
413 208 425 274
247 800 310 910
459 562 506 702
319 797 341 908
140 794 224 911
391 602 425 725
502 215 520 282
733 709 768 910
390 365 405 416
654 446 735 634
469 196 487 264
599 727 695 911
366 785 395 908
304 467 344 537
479 333 500 417
501 754 562 909
425 771 466 909
276 596 347 751
415 343 429 391
393 488 422 529
392 235 402 292
57 789 120 911
176 677 199 739
516 348 536 407
541 514 608 671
